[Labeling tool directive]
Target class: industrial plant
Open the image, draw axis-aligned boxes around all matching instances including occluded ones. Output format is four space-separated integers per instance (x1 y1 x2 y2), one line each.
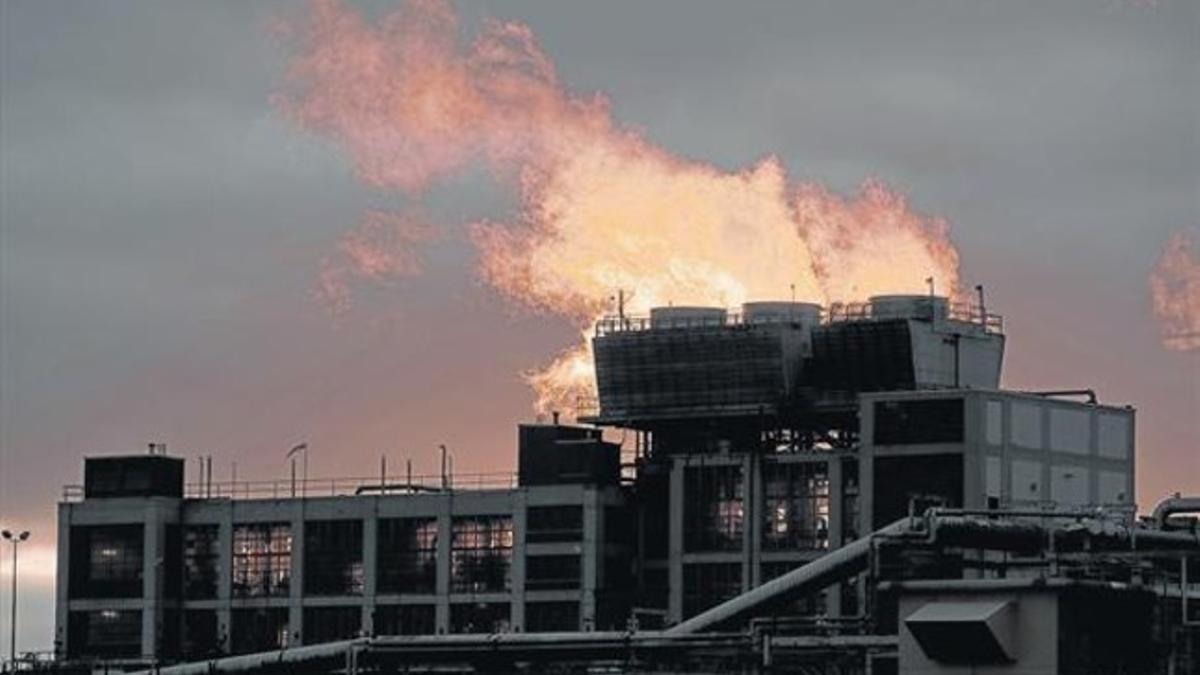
44 295 1199 673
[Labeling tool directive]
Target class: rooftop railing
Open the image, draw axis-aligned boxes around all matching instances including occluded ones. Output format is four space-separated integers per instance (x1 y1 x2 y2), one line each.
594 300 1002 337
61 471 518 503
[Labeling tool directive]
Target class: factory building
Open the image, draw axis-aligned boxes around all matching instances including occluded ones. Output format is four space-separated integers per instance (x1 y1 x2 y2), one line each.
56 428 628 661
51 295 1196 674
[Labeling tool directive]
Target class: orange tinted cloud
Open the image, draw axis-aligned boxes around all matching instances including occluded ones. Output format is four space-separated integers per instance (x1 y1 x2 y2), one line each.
1150 228 1200 351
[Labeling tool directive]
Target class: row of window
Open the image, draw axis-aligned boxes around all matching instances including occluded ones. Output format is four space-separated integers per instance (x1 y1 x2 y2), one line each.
67 602 583 659
682 464 832 553
73 514 588 600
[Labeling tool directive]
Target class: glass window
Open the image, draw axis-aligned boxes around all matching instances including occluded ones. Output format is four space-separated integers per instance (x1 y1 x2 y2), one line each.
873 399 965 445
450 603 510 634
525 555 581 590
69 524 144 599
232 523 291 597
841 459 860 543
183 525 219 599
304 606 361 644
525 602 579 632
377 518 438 594
374 604 436 636
67 610 142 659
683 564 741 618
182 609 221 660
450 516 513 593
762 462 830 551
231 608 289 655
304 520 364 596
684 465 744 552
526 506 583 543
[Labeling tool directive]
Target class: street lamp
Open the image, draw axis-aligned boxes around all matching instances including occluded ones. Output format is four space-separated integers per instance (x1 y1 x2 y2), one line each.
2 529 30 668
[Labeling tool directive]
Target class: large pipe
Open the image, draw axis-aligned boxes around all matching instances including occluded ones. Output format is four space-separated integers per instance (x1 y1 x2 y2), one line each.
134 639 366 675
669 511 1200 637
667 518 914 635
927 514 1200 552
1152 495 1200 530
139 631 862 674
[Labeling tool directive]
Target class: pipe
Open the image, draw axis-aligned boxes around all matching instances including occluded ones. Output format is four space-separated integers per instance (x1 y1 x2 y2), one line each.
1152 495 1200 530
1024 389 1098 405
671 511 1200 636
666 518 914 635
354 483 441 495
925 514 1200 553
140 632 836 674
133 639 366 675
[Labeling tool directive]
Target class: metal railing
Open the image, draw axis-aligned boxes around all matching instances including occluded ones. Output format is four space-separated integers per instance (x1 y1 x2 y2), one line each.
826 300 1003 333
595 300 1002 337
62 471 519 502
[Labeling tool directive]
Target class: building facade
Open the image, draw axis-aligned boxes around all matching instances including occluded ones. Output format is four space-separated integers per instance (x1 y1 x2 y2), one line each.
54 295 1138 666
56 429 628 663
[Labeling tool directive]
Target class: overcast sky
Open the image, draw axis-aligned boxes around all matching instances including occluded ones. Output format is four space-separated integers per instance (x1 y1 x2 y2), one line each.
2 0 1197 654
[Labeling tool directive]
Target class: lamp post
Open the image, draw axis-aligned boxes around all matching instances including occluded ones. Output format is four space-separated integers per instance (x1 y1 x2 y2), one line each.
2 529 30 667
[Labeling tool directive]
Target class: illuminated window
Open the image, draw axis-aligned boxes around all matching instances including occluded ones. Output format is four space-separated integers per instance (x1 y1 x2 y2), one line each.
684 465 744 551
762 462 830 550
69 524 144 599
232 523 291 597
450 516 513 593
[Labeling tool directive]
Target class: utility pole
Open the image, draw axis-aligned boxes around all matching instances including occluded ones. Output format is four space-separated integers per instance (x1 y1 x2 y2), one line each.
2 529 30 667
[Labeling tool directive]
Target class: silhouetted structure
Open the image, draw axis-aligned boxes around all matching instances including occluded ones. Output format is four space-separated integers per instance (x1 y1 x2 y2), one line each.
48 296 1197 674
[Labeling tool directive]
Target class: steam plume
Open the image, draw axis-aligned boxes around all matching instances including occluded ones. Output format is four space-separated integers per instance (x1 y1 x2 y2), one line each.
1150 229 1200 351
278 0 964 413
